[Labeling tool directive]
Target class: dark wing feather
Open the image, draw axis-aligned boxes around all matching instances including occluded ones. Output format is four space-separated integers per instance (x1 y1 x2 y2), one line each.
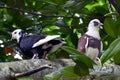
19 34 46 58
19 34 62 58
77 35 88 53
19 34 46 51
86 35 101 57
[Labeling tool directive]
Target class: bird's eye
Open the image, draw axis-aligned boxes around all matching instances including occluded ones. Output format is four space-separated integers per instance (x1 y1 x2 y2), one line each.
93 21 99 26
19 32 21 35
14 32 17 34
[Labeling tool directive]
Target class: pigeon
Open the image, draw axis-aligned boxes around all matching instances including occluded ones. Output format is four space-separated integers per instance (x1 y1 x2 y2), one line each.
77 19 103 60
11 29 66 59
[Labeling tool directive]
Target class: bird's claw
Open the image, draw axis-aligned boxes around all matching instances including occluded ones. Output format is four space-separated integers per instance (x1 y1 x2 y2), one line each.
32 54 39 59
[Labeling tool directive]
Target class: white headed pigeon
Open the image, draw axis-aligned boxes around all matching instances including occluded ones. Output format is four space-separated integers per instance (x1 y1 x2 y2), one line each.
11 29 65 59
77 19 103 60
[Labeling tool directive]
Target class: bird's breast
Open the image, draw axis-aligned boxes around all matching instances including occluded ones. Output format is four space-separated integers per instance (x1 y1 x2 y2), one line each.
86 47 99 60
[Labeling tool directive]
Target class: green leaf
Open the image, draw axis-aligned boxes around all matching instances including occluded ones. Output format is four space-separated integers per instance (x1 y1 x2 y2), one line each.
61 46 83 55
104 18 116 38
113 52 120 65
61 46 95 68
61 66 79 78
17 77 33 80
114 17 120 37
61 46 94 76
74 63 89 76
40 4 58 14
54 20 68 27
65 35 76 48
45 0 67 5
100 37 120 64
70 33 78 47
44 71 61 80
70 55 94 69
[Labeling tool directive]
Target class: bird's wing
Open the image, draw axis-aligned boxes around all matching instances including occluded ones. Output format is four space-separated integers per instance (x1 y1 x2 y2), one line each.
77 35 88 53
32 35 60 48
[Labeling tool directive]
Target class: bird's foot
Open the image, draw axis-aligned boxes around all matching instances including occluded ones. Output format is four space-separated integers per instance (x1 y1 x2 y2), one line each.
32 54 39 59
93 57 103 72
94 57 101 66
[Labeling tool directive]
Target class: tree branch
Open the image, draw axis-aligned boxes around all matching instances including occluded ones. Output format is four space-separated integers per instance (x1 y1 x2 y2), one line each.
1 6 115 20
0 59 74 80
14 64 52 77
0 59 120 80
0 6 80 18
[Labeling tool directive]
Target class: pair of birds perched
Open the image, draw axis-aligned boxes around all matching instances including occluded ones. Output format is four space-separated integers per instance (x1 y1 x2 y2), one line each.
11 19 103 60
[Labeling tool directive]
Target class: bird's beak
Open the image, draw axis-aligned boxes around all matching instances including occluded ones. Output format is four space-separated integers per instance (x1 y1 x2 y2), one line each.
100 22 103 26
99 22 103 29
61 38 67 44
62 41 67 44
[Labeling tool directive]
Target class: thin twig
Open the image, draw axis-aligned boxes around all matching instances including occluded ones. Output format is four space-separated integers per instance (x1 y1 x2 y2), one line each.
0 6 41 16
0 6 80 18
14 64 52 77
0 6 114 19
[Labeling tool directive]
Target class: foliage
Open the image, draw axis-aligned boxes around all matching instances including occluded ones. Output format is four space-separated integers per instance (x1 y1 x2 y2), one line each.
62 46 95 76
44 71 61 80
100 37 120 64
17 77 33 80
0 0 120 79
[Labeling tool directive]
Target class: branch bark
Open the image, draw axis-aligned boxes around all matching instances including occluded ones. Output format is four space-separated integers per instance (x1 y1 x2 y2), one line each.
14 64 52 77
0 59 120 80
0 59 74 80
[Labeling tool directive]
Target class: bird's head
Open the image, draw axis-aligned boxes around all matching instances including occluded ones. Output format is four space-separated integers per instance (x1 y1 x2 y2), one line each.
88 19 103 30
11 29 25 42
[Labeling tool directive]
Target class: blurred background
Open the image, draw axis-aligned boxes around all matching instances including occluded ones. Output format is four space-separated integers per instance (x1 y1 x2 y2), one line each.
0 0 119 64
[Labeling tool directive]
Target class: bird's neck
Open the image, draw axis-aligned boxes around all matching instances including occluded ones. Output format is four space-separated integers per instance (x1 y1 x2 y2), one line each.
17 34 27 43
85 26 100 39
16 36 21 43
